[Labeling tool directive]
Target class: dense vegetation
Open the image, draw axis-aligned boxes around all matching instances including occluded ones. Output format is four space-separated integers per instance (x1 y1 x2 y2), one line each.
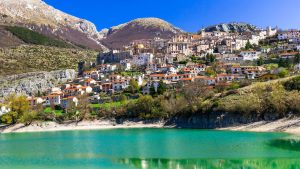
5 26 75 48
0 45 98 76
2 76 300 125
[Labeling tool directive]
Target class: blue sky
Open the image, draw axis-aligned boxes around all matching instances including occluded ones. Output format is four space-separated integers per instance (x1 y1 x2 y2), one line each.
44 0 300 32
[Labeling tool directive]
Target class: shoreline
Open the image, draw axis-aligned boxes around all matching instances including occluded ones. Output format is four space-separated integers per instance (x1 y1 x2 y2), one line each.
219 117 300 135
0 120 165 134
2 117 300 134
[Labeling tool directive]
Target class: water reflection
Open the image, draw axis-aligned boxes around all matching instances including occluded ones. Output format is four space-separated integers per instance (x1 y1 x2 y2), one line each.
268 137 300 152
116 158 300 169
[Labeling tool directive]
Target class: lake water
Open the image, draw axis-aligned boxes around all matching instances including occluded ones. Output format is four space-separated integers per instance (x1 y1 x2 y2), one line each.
1 129 300 169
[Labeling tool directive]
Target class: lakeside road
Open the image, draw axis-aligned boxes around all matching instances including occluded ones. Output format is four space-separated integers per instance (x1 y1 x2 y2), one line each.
2 117 300 134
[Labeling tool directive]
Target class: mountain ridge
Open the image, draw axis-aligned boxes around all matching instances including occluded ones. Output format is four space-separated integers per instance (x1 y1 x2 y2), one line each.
0 0 105 50
101 17 184 49
200 22 259 33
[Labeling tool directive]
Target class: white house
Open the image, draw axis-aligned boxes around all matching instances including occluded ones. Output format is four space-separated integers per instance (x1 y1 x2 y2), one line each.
61 96 79 109
120 59 132 71
27 97 44 107
188 64 206 74
112 80 128 91
142 81 160 94
266 26 277 37
133 53 154 66
167 34 193 56
43 94 61 106
0 106 10 116
97 64 117 73
279 52 298 59
137 76 143 86
240 51 261 61
195 76 216 85
278 31 300 40
124 62 131 71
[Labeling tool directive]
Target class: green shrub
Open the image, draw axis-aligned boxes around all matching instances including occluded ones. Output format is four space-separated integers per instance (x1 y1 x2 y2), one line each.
217 93 262 115
284 76 300 91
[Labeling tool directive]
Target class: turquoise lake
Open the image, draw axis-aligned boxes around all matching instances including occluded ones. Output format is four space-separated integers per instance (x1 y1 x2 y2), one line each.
1 129 300 169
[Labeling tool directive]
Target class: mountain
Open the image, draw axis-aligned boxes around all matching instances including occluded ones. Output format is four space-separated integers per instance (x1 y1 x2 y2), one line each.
201 22 258 33
0 0 105 50
101 18 183 49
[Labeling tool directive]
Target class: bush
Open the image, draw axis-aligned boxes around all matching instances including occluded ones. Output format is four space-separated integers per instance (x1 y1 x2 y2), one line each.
1 112 18 124
262 86 288 117
278 69 289 78
19 111 38 126
217 93 262 115
284 76 300 91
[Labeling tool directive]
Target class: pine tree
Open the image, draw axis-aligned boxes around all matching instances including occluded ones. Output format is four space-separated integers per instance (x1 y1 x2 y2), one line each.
294 53 300 64
149 83 156 96
257 57 264 66
278 58 285 68
157 81 166 95
245 40 253 50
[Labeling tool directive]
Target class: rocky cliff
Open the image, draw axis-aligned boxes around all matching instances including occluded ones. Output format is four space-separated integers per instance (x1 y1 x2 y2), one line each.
101 18 183 49
201 22 258 33
0 69 76 98
0 0 105 50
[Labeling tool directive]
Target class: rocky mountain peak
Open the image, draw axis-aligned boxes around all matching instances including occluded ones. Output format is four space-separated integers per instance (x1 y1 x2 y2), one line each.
0 0 104 50
201 22 258 33
101 17 183 49
110 17 182 34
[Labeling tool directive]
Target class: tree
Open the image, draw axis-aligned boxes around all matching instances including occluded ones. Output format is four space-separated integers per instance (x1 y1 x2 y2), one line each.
206 67 217 77
209 54 216 63
294 53 300 64
129 95 155 118
120 94 128 104
278 68 289 78
1 95 30 124
278 58 290 68
278 58 285 67
65 102 77 121
128 79 139 94
245 40 253 50
257 57 264 66
182 81 212 113
205 54 216 64
284 76 300 91
157 81 167 95
150 83 156 96
228 82 240 90
76 94 92 122
19 111 37 126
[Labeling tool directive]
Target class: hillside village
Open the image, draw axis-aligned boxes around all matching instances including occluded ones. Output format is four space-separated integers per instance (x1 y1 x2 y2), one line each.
1 0 300 119
20 27 300 113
